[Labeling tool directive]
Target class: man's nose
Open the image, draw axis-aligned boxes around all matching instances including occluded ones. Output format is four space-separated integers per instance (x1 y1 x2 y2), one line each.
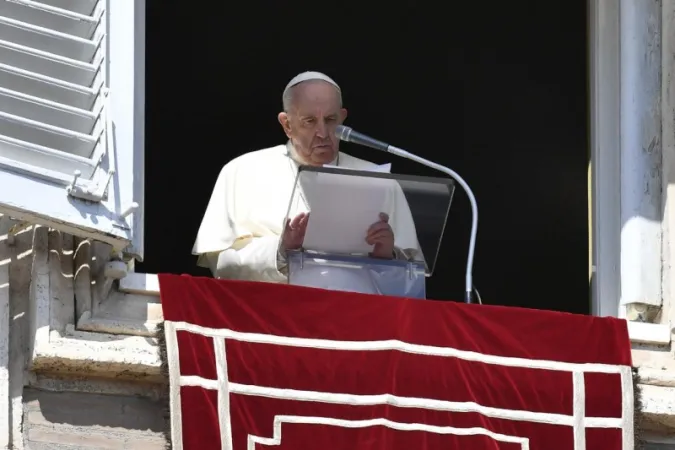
315 120 328 138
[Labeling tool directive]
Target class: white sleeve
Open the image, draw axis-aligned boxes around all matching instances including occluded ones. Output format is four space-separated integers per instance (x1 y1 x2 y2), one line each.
204 236 287 283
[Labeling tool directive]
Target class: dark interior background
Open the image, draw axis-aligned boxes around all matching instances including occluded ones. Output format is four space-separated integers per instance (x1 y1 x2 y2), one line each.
139 1 589 315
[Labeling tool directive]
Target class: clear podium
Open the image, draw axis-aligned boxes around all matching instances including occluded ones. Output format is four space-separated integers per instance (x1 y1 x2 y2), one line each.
280 165 455 299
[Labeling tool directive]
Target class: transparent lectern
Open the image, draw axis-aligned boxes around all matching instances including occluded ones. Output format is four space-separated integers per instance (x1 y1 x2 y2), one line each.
279 165 455 299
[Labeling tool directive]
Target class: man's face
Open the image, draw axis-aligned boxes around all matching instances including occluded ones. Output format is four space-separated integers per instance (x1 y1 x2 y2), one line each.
278 81 348 166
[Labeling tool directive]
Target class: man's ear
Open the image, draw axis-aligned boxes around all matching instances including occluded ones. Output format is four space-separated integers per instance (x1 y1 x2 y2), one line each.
339 108 348 123
278 112 292 138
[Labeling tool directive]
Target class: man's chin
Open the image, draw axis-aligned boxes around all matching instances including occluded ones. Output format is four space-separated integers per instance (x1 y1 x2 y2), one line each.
311 148 336 163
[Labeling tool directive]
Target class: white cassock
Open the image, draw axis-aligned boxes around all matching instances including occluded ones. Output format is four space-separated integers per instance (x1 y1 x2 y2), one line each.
192 142 423 293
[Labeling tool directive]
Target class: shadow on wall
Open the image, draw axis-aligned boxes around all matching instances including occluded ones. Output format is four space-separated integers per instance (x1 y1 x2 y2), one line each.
22 388 166 447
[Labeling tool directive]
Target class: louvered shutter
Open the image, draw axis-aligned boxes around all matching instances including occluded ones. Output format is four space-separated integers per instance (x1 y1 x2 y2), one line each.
0 0 144 258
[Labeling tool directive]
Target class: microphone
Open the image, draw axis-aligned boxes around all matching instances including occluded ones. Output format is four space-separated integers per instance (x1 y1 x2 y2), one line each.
335 125 389 152
335 124 479 304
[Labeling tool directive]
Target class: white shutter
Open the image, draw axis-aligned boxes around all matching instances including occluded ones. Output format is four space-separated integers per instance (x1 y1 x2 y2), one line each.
0 0 144 258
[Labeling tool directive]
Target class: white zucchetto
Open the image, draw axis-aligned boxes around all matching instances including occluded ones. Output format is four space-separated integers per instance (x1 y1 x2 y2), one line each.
283 71 341 101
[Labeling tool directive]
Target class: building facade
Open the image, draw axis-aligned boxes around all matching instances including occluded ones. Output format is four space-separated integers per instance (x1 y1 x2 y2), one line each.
0 0 673 448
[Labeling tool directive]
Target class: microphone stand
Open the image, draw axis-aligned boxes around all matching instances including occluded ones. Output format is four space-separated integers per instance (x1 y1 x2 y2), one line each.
385 145 478 304
334 125 478 304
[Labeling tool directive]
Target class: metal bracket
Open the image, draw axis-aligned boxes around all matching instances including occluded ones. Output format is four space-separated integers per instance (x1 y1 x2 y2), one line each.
66 169 115 203
110 202 138 232
67 86 114 203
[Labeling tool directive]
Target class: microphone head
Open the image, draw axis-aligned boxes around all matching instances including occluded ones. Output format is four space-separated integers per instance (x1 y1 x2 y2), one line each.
335 124 352 142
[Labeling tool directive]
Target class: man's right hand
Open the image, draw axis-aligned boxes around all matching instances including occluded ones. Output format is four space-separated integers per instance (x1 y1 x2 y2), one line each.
281 212 310 252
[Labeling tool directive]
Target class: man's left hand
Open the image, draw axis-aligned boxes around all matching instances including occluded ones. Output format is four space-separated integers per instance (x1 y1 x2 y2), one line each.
367 212 395 259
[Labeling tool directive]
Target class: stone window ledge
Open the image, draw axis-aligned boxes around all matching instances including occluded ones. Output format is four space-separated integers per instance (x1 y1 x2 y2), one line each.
31 325 162 382
628 321 671 346
119 272 160 296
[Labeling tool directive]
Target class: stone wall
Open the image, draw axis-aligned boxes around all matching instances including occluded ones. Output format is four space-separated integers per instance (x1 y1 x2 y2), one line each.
22 387 165 450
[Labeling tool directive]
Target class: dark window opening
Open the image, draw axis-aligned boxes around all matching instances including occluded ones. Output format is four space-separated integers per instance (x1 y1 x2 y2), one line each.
140 1 589 314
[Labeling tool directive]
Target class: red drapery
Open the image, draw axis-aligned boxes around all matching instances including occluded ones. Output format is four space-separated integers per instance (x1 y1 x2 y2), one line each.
159 274 633 450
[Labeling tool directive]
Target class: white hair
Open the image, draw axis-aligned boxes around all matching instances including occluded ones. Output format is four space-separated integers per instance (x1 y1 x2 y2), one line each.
282 71 343 112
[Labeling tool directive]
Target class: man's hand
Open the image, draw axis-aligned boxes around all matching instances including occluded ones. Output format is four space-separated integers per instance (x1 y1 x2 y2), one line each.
281 212 309 252
367 212 395 259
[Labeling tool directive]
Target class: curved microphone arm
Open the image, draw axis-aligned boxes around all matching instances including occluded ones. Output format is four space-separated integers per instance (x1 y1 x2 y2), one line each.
386 146 478 304
334 124 478 303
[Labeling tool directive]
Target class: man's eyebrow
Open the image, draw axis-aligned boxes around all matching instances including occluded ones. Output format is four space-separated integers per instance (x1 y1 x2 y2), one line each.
299 113 337 120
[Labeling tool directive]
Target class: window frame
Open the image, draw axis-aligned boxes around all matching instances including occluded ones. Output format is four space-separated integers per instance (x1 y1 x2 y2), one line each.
589 0 621 318
589 0 671 346
52 0 670 350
